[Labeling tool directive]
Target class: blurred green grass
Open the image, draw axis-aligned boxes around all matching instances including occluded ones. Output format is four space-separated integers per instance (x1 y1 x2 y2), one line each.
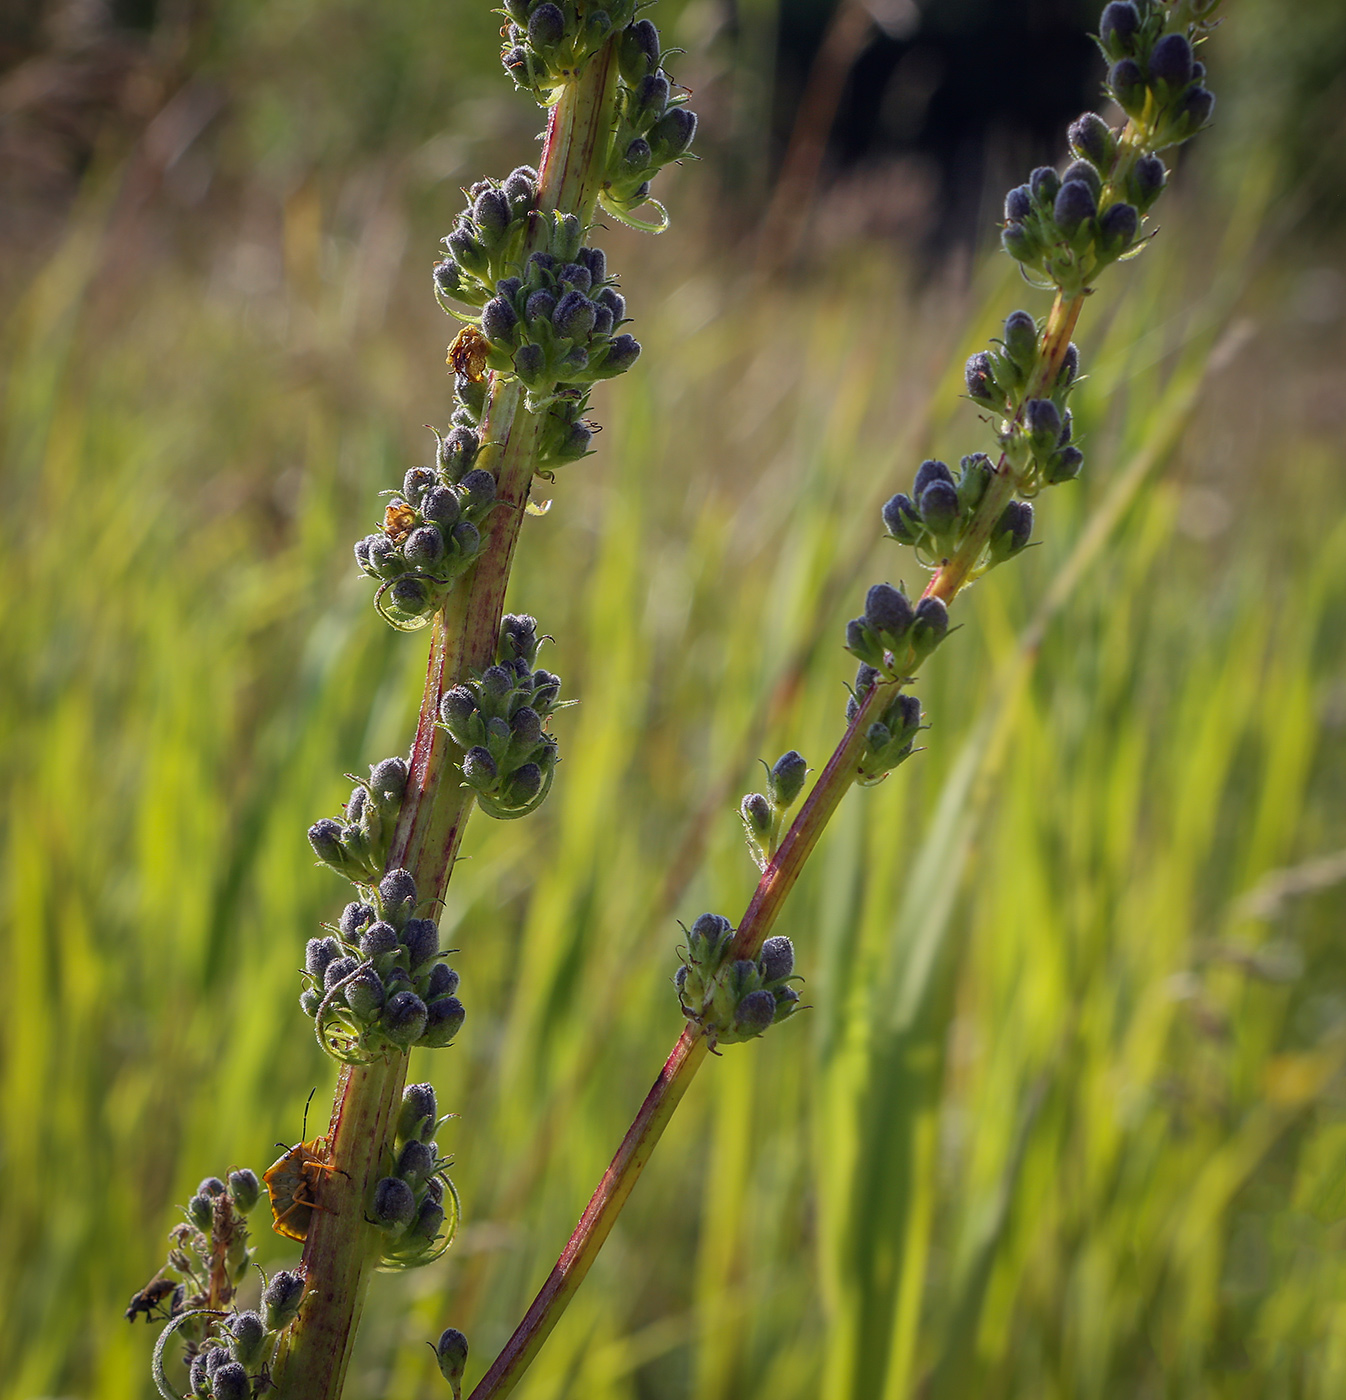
4 9 1346 1399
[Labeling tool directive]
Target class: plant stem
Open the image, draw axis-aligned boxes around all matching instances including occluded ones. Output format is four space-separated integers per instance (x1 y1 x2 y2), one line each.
270 44 620 1400
469 678 892 1400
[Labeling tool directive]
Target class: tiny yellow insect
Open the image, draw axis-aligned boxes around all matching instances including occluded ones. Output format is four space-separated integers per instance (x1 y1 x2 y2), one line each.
447 325 491 383
383 501 418 543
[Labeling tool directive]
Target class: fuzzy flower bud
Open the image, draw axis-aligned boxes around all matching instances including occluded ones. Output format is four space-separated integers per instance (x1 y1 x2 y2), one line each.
262 1270 305 1330
733 989 777 1037
435 1328 470 1398
767 750 807 808
1148 32 1194 89
882 492 922 545
382 991 429 1048
228 1169 261 1213
1068 113 1115 168
398 1083 438 1143
421 995 467 1047
864 582 914 639
759 935 795 983
1053 179 1097 236
380 868 418 911
371 1176 417 1234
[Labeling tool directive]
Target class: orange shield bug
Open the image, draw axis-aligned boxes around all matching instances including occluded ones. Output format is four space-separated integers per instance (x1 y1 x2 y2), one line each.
264 1136 342 1242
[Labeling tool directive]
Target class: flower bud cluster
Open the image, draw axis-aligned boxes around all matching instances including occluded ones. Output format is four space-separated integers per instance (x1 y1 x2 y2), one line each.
307 756 410 883
475 248 640 394
368 1082 460 1269
352 438 498 631
845 581 950 681
740 749 808 872
500 0 639 100
301 868 465 1064
437 614 572 821
1002 4 1216 297
127 1171 283 1392
846 666 926 786
674 914 802 1050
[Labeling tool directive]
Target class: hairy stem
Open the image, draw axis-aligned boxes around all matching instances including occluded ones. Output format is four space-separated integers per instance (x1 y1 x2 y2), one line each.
270 44 620 1400
469 678 892 1400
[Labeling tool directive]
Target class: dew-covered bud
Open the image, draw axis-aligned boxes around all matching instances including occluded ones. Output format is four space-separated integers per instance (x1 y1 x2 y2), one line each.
760 935 795 983
1128 153 1166 212
864 582 914 639
426 963 460 1000
421 995 466 1047
1108 58 1146 116
306 936 342 979
1030 166 1061 204
767 750 807 808
211 1361 250 1400
340 902 376 938
1053 179 1097 236
1068 113 1115 168
918 480 960 538
1099 1 1140 57
300 987 321 1016
596 332 641 377
324 955 359 991
228 1169 261 1214
1002 310 1038 371
620 17 660 83
882 492 922 545
402 918 440 972
734 989 777 1037
228 1311 268 1367
1098 201 1138 254
459 468 497 511
435 1328 470 1397
380 868 418 911
404 525 446 570
398 1083 438 1143
307 818 346 866
1148 32 1194 88
1004 184 1033 222
382 991 429 1048
964 352 1001 408
370 1176 417 1234
649 107 697 162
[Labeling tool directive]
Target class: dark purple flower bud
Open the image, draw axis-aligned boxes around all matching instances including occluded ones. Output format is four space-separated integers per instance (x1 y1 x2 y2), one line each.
472 188 510 240
510 706 543 747
1030 166 1061 204
1061 159 1102 202
741 791 772 837
211 1361 250 1400
451 520 481 557
396 1138 436 1188
621 138 652 176
1176 86 1215 133
403 467 436 505
690 912 733 949
459 468 497 510
525 289 557 326
595 286 626 322
439 686 477 735
1024 397 1063 449
1098 201 1139 253
438 426 478 479
773 985 801 1021
462 745 497 788
597 333 640 377
918 480 960 537
382 991 429 1048
369 757 408 801
619 17 660 84
634 72 669 120
308 818 345 865
403 525 445 570
341 902 374 938
514 342 548 386
502 166 537 212
1054 179 1097 235
360 920 400 959
371 1175 417 1232
1068 113 1115 168
864 582 915 638
345 784 368 825
734 989 777 1036
760 935 795 983
1129 153 1167 211
1004 184 1033 222
1108 58 1146 116
578 245 607 284
855 662 881 699
324 955 359 992
1045 446 1084 484
398 1083 438 1142
553 289 597 341
991 500 1034 558
965 351 1001 407
910 597 949 663
380 868 417 910
1149 32 1194 88
433 260 461 296
422 995 466 1047
482 296 518 345
527 2 565 49
502 44 530 81
354 535 375 573
882 492 922 545
426 963 460 999
1057 342 1080 388
888 691 922 736
846 618 879 663
346 965 386 1019
649 107 697 162
197 1175 227 1197
435 1329 470 1391
532 669 561 707
768 750 808 808
559 262 592 293
402 917 440 972
227 1311 267 1368
1099 2 1140 56
262 1271 305 1331
389 576 433 617
913 459 954 496
503 762 544 806
306 936 342 979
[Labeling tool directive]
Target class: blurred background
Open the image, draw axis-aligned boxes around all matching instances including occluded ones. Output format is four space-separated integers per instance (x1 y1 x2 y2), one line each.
3 0 1346 1397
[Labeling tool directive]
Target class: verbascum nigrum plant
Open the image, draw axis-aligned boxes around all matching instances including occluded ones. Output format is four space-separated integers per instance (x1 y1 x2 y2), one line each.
128 2 1222 1397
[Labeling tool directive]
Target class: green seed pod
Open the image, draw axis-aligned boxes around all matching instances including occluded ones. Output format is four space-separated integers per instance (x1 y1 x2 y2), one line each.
186 1193 214 1231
